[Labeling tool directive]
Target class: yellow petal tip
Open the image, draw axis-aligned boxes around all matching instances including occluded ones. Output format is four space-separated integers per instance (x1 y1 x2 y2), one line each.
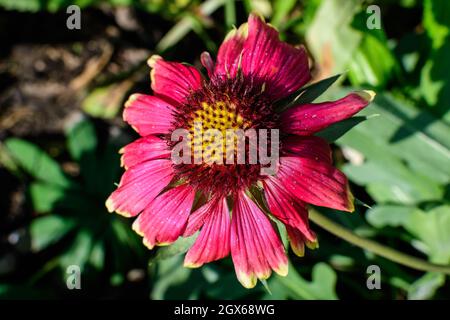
357 90 376 102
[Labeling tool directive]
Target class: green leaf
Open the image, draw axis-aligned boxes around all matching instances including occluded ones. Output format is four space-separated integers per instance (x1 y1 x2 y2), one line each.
268 262 338 300
306 0 362 75
316 115 372 143
150 255 203 300
366 205 417 229
408 272 446 300
224 0 236 29
276 74 342 112
420 0 450 121
348 9 400 88
149 233 199 264
156 0 226 52
407 205 450 264
348 34 398 88
29 182 65 213
5 138 72 188
206 271 257 299
59 229 94 271
30 215 75 252
368 205 450 264
82 80 133 119
66 119 101 193
89 240 105 271
29 182 89 213
271 0 297 28
67 119 98 162
344 160 443 204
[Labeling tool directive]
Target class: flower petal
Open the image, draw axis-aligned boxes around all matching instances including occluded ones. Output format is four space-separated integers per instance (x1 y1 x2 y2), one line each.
282 135 332 164
231 192 288 288
184 198 230 268
214 23 248 78
241 14 310 100
123 94 175 136
263 178 316 242
120 135 170 169
183 199 214 237
286 226 318 257
281 91 375 136
274 156 354 212
132 184 195 249
148 55 203 105
105 159 174 217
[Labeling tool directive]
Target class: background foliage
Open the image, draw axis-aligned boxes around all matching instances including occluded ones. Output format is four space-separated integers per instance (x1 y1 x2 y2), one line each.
0 0 449 299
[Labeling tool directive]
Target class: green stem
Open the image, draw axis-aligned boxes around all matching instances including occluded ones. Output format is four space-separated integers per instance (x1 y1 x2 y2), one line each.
309 209 450 275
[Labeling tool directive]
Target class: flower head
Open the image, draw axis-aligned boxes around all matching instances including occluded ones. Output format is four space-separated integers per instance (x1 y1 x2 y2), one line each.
106 14 374 288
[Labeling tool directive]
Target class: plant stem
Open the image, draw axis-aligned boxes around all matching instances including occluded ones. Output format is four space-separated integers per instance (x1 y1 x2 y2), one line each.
309 209 450 275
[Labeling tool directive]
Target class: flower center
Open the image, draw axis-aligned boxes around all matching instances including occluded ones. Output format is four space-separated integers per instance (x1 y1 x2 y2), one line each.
170 75 278 196
189 101 252 165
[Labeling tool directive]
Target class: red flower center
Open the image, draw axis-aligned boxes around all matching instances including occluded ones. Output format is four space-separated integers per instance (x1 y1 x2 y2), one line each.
168 74 279 196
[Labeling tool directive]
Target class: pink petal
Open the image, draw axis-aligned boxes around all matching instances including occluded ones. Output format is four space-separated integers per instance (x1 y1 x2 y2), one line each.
241 14 310 100
263 178 316 242
183 199 215 237
123 94 175 136
231 192 288 288
281 91 375 136
214 23 247 78
274 156 354 212
105 159 174 217
120 135 170 169
132 184 195 249
148 55 203 105
283 135 332 164
184 198 230 268
286 226 318 257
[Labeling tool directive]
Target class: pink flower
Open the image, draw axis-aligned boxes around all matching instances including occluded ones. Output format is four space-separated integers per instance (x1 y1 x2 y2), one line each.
106 14 374 288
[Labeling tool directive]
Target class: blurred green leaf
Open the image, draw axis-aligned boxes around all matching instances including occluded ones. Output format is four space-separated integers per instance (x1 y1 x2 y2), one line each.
89 240 106 271
30 215 75 252
348 34 398 88
82 80 133 119
243 0 272 17
206 271 257 299
156 0 226 52
306 0 362 76
408 272 446 300
67 119 98 162
408 205 450 263
366 205 416 228
5 138 73 188
268 262 338 300
29 182 65 213
420 0 450 121
271 0 296 28
224 0 236 29
348 10 400 88
59 229 94 271
368 205 450 263
151 255 204 299
150 234 198 264
66 119 101 194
